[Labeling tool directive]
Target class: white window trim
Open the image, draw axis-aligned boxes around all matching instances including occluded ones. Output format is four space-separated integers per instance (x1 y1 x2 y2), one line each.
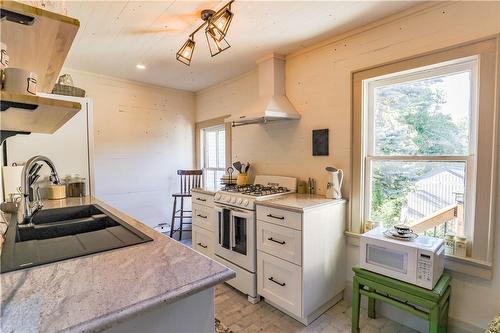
351 37 499 277
201 124 226 190
195 115 231 190
362 58 478 243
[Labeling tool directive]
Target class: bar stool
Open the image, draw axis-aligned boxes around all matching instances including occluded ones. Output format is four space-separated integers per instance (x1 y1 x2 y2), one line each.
170 170 203 240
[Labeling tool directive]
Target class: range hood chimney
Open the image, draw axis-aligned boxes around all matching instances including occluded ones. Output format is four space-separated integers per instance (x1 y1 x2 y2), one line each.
226 54 301 127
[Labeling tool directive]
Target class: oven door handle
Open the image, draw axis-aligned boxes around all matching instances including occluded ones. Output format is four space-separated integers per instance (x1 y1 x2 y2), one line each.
230 212 235 249
214 204 248 214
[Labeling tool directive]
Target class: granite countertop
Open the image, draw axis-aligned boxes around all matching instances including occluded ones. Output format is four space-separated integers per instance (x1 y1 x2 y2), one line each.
191 187 217 195
257 193 347 212
1 196 234 333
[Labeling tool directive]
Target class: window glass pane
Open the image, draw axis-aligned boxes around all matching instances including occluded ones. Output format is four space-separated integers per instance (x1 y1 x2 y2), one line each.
206 131 217 168
205 169 215 189
215 170 225 190
369 161 465 238
218 128 225 168
374 71 471 156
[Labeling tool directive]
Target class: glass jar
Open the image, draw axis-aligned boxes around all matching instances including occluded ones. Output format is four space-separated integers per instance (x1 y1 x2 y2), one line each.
66 174 86 197
454 236 467 257
445 234 455 255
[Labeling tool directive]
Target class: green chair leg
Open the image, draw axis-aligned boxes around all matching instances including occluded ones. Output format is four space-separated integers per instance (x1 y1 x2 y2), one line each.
429 305 440 333
368 288 376 319
352 276 361 333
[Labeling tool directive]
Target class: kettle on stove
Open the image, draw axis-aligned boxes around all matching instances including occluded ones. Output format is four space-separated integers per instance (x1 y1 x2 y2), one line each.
325 166 343 199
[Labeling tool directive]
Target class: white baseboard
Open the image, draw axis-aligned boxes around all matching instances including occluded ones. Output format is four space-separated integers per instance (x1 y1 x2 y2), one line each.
343 280 484 333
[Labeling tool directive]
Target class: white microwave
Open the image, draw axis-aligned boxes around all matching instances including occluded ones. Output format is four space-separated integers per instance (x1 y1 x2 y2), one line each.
360 227 444 290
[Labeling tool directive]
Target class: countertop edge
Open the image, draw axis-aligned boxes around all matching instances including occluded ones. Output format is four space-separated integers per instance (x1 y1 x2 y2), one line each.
191 188 216 196
256 198 347 213
66 269 235 333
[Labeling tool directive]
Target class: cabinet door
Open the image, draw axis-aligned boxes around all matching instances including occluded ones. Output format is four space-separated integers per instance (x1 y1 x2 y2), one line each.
192 192 214 207
192 226 214 258
257 251 302 317
257 221 302 265
257 206 302 230
192 203 215 231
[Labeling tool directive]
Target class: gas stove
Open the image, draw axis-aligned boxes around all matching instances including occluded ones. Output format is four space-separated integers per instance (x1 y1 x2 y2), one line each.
220 184 291 196
214 175 297 210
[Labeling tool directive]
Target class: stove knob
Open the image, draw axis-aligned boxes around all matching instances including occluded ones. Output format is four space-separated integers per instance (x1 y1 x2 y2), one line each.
243 199 249 206
231 197 237 204
215 193 221 200
237 198 243 204
225 196 231 202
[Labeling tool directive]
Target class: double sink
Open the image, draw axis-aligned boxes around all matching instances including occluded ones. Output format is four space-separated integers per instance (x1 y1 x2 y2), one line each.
1 204 152 273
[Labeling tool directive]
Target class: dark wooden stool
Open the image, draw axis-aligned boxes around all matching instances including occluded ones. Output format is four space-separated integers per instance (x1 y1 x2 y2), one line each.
170 170 203 240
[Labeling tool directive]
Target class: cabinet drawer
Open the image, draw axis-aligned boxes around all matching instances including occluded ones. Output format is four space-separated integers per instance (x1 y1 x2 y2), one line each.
192 226 214 258
257 221 302 265
257 206 302 230
192 203 215 231
192 192 214 207
257 251 302 317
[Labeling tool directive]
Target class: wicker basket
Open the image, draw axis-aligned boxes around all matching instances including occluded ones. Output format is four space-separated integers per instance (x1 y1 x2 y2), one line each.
52 83 86 97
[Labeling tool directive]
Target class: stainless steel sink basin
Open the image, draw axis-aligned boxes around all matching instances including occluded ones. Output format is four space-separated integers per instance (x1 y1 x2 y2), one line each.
16 205 120 242
1 204 153 273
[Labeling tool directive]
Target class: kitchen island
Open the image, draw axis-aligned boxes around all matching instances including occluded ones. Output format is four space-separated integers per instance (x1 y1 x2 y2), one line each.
1 197 234 333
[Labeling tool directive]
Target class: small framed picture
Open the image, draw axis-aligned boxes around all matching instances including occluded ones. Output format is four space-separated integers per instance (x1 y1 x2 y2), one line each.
312 129 329 156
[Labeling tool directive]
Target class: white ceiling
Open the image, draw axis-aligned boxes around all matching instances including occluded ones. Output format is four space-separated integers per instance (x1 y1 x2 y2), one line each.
64 1 417 92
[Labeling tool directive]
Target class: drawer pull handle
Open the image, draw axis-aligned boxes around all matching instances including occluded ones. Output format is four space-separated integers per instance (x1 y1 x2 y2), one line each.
267 237 286 245
196 198 207 202
268 276 286 287
197 214 208 219
197 242 208 249
267 214 285 220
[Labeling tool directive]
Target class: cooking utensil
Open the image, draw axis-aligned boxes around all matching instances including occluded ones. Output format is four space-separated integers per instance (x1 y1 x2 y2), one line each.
227 166 234 184
28 163 42 178
233 161 242 173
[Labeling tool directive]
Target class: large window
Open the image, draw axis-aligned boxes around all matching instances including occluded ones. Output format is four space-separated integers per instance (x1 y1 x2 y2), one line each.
200 124 227 191
363 58 477 240
352 38 498 270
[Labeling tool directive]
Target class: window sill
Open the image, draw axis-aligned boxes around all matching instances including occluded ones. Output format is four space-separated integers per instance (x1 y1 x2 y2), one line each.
344 231 493 280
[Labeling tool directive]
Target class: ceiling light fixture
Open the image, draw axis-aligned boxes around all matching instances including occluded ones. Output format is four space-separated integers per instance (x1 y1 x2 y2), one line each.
176 0 234 66
136 64 146 69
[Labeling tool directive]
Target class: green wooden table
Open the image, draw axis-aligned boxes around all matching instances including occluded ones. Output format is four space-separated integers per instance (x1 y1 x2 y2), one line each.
352 267 451 333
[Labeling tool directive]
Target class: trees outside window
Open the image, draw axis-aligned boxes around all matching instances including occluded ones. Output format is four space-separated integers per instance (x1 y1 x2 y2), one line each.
364 58 477 239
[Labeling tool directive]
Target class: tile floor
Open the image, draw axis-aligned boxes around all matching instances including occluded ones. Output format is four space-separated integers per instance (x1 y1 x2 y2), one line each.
215 283 419 333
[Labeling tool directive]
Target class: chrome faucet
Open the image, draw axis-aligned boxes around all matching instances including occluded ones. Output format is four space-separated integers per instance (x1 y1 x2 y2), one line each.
20 155 60 225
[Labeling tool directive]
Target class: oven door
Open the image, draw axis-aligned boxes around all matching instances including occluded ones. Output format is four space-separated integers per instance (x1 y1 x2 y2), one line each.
214 204 256 273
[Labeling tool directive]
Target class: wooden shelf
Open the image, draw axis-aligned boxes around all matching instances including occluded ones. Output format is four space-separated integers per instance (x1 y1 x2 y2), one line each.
0 91 81 134
0 0 80 93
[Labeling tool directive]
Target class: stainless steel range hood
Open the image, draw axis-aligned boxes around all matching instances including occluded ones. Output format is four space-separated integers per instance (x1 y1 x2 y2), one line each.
226 54 300 127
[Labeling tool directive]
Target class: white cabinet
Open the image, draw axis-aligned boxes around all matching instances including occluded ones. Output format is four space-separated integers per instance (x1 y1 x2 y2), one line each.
257 251 302 316
192 226 214 258
257 221 301 265
256 200 347 325
191 190 216 259
193 204 215 232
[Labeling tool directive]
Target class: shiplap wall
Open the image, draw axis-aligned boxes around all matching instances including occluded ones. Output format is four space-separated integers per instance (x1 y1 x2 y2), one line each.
63 68 195 228
195 2 500 331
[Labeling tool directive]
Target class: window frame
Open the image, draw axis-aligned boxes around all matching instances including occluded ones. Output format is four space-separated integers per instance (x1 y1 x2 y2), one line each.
351 37 499 269
362 58 478 241
195 115 231 191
